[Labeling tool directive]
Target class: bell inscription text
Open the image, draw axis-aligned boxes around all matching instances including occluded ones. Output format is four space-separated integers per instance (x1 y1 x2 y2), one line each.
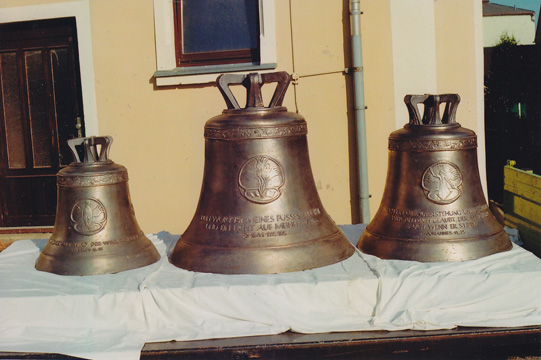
47 231 143 254
198 208 322 239
387 204 490 237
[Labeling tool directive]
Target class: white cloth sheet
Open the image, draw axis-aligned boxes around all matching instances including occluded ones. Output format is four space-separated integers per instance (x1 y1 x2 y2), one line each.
359 239 541 330
0 225 540 360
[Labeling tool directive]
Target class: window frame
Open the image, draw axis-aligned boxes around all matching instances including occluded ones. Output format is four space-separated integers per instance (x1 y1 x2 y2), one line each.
173 0 261 67
153 0 276 86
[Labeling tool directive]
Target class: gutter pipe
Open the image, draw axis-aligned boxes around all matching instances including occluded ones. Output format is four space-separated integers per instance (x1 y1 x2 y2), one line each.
350 0 370 223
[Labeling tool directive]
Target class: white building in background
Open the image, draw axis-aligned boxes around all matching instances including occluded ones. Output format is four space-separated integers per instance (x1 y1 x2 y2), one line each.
483 0 536 47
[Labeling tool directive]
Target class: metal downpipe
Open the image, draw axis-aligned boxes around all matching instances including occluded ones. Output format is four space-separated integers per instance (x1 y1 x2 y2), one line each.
350 0 370 223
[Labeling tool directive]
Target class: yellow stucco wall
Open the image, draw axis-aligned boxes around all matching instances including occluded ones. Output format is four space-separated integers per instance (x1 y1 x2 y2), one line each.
360 0 396 216
89 0 360 233
434 0 487 194
0 0 486 235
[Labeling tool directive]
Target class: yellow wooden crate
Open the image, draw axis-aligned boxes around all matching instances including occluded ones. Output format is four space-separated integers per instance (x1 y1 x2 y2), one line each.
504 162 541 257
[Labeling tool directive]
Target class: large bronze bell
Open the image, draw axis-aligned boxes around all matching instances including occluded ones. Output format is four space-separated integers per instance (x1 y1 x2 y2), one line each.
170 72 354 274
358 94 511 261
35 136 160 275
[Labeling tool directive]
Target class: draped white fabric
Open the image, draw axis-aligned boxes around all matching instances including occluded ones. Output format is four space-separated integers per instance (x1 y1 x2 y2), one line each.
0 225 539 360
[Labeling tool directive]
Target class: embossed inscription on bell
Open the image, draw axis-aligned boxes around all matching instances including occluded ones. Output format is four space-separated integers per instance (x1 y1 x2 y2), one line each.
357 94 512 262
169 72 354 274
35 136 160 275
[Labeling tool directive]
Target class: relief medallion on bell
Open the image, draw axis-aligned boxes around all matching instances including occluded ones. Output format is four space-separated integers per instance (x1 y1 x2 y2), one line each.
70 198 107 235
421 161 463 205
238 155 285 204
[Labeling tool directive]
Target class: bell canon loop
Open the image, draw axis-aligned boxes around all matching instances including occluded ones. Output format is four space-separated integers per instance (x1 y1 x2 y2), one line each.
357 94 512 262
169 71 355 274
35 136 161 275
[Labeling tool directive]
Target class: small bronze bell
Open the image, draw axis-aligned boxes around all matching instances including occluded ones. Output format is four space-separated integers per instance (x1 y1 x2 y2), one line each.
35 136 160 275
169 72 354 274
357 94 511 261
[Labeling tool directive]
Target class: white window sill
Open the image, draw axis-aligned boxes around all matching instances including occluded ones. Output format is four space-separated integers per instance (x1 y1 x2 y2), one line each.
154 62 277 86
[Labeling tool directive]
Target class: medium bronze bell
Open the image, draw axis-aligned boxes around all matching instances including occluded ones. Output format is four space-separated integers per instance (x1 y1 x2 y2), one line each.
35 136 160 275
169 72 354 274
357 94 511 261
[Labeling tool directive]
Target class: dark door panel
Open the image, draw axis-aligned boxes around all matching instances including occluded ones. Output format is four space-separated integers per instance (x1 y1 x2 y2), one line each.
3 175 56 226
0 17 84 227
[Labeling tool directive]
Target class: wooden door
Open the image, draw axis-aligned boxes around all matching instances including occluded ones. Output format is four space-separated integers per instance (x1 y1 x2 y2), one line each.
0 17 84 227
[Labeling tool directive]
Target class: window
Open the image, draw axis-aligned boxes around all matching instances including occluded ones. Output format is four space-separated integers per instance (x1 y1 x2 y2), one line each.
175 0 260 67
154 0 276 86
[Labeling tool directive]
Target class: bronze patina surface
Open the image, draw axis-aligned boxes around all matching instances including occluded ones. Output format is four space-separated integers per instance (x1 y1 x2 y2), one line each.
357 94 511 261
35 136 160 275
170 72 354 274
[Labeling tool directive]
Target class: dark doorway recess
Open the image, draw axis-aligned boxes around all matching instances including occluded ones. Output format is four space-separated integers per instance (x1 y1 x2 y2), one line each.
0 17 85 227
